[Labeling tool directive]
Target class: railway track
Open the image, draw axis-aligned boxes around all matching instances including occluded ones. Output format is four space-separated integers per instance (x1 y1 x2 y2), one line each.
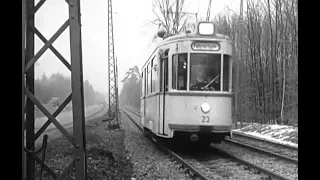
121 107 295 180
230 131 298 161
85 102 107 120
35 103 107 134
232 131 298 151
211 145 293 180
120 108 210 180
223 137 298 164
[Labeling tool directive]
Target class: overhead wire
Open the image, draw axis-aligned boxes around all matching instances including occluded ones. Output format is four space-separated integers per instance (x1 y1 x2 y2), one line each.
196 0 200 20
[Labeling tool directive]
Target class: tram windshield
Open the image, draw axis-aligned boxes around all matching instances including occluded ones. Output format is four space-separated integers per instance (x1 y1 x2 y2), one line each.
189 54 230 91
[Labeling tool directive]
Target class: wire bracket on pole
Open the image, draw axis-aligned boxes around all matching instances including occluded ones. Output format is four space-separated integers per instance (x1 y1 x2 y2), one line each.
24 135 50 180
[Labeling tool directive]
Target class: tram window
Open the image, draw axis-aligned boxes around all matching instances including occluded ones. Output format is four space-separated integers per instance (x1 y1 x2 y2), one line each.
151 60 154 93
146 65 149 94
147 63 151 94
164 59 168 92
151 58 158 93
141 71 144 97
160 49 169 92
144 68 147 95
145 67 148 95
172 53 187 90
223 55 230 92
159 59 162 92
190 54 221 91
172 56 177 90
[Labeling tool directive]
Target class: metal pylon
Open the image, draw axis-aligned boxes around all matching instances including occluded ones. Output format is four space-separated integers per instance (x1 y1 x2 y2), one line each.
22 0 87 179
104 0 120 130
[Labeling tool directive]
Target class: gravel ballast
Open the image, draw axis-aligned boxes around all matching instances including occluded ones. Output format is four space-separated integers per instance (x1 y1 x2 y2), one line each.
121 110 192 180
179 152 270 180
213 142 298 180
230 134 298 160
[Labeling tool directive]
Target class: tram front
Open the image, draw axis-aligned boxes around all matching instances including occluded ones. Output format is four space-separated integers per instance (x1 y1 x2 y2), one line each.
166 22 234 145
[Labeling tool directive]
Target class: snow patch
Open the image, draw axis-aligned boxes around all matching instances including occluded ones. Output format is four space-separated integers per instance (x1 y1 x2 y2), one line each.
233 123 298 148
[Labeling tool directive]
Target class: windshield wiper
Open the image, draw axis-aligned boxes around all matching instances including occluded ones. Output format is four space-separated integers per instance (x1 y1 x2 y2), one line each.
201 75 220 90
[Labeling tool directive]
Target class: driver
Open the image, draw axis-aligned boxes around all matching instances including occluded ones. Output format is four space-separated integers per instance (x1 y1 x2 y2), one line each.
196 75 208 84
195 67 207 84
191 68 208 90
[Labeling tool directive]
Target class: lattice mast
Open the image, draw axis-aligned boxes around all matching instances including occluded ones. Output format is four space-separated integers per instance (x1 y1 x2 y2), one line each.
23 0 87 179
106 0 120 129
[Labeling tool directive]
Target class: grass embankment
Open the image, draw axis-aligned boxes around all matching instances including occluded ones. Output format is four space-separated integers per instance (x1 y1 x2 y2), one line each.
24 111 133 180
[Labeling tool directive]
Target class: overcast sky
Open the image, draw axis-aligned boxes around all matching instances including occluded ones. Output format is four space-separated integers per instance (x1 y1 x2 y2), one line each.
34 0 241 93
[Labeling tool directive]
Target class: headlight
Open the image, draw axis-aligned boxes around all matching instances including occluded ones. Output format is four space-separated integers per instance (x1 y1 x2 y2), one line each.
201 103 210 113
198 22 215 35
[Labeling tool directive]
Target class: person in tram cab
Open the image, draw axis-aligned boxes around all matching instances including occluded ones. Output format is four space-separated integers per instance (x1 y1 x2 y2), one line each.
190 68 208 90
196 74 208 84
190 59 220 91
195 67 208 84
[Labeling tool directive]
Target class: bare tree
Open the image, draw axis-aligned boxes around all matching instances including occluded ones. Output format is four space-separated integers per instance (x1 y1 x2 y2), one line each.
151 0 188 37
217 0 298 125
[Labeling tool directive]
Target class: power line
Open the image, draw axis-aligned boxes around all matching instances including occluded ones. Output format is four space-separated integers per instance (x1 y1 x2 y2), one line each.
206 0 213 21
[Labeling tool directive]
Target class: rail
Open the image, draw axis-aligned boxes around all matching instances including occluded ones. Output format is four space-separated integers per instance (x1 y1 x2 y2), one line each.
123 106 295 180
232 131 298 150
223 137 298 164
212 146 292 180
120 107 211 180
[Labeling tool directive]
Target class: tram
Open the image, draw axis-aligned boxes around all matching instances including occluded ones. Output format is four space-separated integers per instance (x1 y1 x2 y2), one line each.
140 21 234 147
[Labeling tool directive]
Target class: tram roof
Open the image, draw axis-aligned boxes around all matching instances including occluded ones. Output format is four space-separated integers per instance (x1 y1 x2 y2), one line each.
141 33 232 70
159 32 232 46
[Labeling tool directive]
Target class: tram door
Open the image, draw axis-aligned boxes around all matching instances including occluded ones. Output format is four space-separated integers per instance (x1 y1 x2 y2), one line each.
159 49 169 135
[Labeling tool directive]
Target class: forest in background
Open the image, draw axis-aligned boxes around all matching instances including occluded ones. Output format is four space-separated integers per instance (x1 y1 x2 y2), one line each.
34 72 105 118
119 66 141 109
212 0 298 125
120 0 298 126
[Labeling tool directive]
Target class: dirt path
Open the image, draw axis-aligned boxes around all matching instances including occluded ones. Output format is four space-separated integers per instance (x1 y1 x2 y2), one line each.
34 104 104 131
27 108 133 180
31 104 106 147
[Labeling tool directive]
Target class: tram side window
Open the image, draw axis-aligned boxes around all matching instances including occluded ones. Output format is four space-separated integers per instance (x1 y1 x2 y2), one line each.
141 71 144 97
151 58 158 93
146 66 148 95
165 59 169 92
144 68 147 95
172 53 188 90
223 55 230 92
147 63 151 94
160 49 169 92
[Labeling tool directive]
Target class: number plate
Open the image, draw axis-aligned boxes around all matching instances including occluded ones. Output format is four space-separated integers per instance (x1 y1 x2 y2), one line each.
202 115 210 123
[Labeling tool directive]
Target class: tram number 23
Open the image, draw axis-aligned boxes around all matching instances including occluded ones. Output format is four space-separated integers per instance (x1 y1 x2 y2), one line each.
202 116 210 123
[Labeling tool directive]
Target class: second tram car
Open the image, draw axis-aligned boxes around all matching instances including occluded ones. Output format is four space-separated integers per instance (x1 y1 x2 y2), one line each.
140 21 234 147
